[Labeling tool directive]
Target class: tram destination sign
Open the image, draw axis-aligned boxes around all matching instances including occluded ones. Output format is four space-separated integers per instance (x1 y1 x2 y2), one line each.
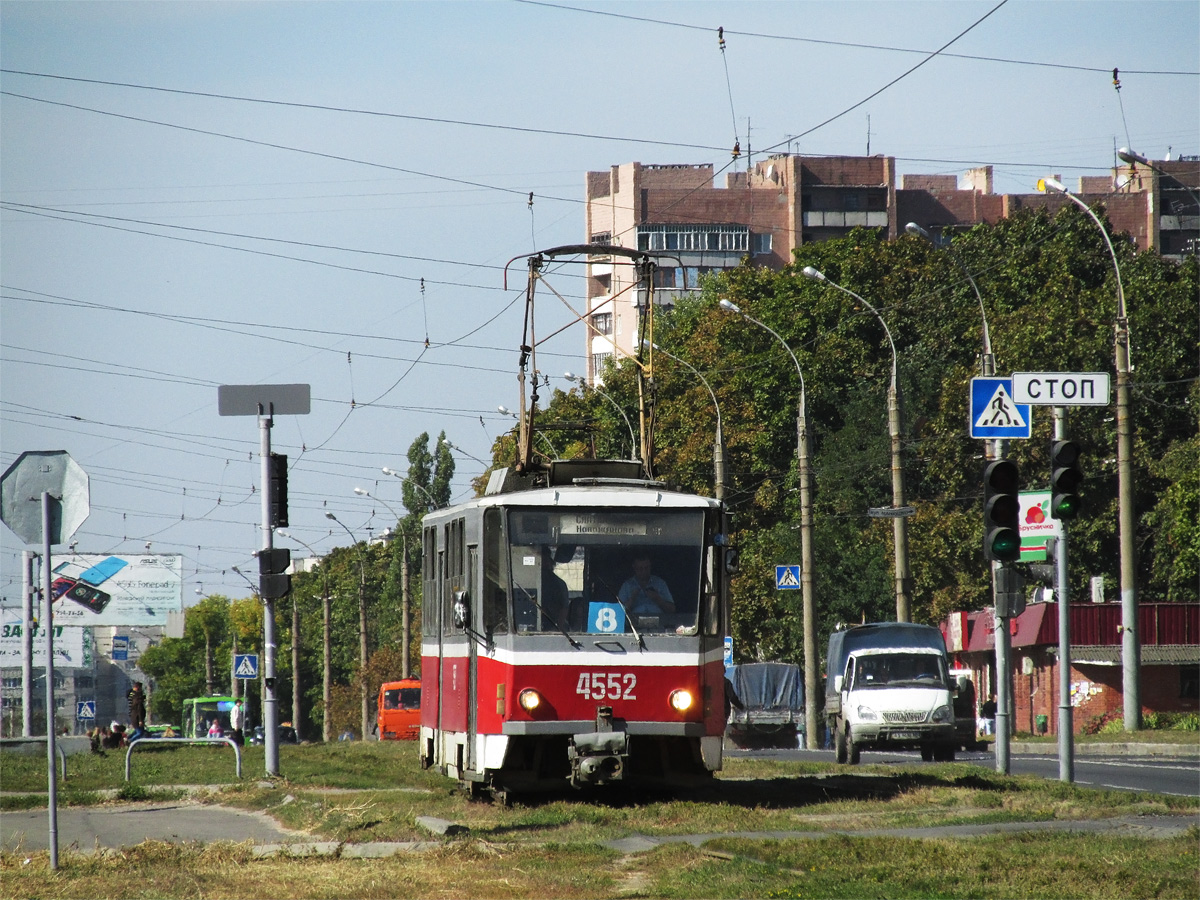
1011 372 1110 407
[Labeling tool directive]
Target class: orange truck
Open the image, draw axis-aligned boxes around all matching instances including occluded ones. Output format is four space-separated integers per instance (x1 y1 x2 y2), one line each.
376 678 421 740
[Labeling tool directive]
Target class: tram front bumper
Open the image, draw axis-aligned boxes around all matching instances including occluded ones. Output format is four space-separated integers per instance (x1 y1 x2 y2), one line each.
569 728 628 786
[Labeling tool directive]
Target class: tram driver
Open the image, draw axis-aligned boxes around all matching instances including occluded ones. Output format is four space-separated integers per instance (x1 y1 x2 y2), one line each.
618 553 676 616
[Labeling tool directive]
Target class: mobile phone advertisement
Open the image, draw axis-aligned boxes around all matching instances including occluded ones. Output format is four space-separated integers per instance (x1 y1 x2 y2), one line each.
49 554 183 627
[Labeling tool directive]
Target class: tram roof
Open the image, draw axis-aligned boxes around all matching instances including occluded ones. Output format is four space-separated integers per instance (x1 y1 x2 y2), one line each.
428 479 720 519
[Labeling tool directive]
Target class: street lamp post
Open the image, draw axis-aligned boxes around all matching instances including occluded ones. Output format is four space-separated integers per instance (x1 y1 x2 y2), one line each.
1118 147 1200 208
802 267 912 624
718 298 819 749
381 467 438 511
440 437 490 469
905 223 994 379
565 372 638 458
1041 175 1138 730
277 529 329 741
382 466 441 681
355 487 413 678
643 341 725 501
325 512 371 740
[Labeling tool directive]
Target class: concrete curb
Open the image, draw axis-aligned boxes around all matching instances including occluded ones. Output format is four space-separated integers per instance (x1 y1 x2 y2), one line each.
1008 742 1199 758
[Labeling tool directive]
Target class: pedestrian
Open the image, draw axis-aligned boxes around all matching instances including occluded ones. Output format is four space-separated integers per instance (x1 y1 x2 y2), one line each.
980 693 997 736
127 681 147 732
229 698 245 746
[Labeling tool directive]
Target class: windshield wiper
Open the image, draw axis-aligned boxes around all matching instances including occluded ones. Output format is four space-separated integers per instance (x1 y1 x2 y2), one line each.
594 575 645 650
514 585 581 649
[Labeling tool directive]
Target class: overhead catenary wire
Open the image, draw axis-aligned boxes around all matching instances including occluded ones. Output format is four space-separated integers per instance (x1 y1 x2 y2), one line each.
511 3 1198 76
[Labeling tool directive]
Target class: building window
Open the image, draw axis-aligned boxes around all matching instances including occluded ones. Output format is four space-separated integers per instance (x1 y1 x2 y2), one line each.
1182 665 1199 700
590 232 611 246
590 352 612 383
637 224 748 253
752 233 772 255
844 193 861 211
590 312 612 335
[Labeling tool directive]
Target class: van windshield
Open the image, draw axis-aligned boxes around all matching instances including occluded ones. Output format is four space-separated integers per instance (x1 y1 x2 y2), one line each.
850 653 948 689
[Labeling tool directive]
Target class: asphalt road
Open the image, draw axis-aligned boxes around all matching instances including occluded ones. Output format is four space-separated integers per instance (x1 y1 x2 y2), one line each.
2 801 304 854
726 744 1200 798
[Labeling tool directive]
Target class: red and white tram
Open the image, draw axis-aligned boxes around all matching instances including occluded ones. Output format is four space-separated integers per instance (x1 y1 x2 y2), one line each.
418 458 732 798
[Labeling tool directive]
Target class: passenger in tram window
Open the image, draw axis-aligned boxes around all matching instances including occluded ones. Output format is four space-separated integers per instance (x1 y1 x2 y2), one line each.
618 553 676 615
541 547 571 629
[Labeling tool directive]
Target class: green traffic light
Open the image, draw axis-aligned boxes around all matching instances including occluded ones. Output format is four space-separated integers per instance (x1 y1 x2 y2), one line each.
1052 493 1080 520
988 528 1021 561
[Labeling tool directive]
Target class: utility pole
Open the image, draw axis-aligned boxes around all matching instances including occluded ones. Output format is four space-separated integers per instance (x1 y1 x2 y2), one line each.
218 383 310 776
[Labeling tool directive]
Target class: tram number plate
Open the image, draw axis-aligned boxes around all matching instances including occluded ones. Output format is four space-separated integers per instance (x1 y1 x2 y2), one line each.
890 731 921 741
576 672 637 701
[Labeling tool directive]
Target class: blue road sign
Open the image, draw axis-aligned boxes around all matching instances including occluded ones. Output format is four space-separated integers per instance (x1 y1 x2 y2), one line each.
77 700 96 719
775 565 800 590
111 635 129 661
234 654 259 679
970 377 1032 440
723 636 733 668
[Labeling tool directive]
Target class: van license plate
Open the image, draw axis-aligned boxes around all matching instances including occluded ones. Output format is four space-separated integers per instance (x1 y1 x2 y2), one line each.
891 731 920 740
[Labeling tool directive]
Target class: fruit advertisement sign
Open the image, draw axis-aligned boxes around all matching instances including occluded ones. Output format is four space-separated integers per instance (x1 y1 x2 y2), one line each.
1018 491 1063 561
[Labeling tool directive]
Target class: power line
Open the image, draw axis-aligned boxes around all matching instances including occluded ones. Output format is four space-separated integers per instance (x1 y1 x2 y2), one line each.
514 2 1199 76
0 69 730 153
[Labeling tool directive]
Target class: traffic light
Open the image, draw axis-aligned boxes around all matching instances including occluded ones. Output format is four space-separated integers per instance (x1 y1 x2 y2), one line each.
269 452 288 528
1050 440 1082 520
983 459 1021 562
258 547 291 599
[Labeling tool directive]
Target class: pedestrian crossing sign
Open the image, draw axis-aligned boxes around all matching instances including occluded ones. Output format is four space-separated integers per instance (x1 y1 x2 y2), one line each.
77 700 96 719
970 378 1032 439
234 654 259 679
775 565 800 590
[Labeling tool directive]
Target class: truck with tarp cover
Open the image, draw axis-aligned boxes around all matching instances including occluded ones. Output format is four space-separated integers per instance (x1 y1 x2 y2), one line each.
724 662 805 748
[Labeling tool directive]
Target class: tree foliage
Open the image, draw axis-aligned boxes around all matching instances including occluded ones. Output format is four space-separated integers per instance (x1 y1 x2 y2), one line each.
521 209 1197 667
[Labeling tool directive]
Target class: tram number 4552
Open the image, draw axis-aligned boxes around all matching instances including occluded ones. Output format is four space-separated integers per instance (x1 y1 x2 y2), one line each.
576 672 637 700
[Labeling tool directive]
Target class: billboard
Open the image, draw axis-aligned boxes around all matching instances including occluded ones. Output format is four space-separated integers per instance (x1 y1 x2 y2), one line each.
0 608 93 668
1018 491 1064 562
47 553 182 627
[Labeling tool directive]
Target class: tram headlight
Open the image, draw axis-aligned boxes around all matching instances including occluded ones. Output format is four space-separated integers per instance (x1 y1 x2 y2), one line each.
668 689 694 713
518 688 542 713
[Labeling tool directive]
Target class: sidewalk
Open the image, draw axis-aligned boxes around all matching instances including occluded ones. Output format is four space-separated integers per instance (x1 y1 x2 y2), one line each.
5 799 1195 858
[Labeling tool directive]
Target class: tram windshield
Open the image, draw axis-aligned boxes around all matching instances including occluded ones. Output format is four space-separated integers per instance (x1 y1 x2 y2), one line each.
505 508 706 636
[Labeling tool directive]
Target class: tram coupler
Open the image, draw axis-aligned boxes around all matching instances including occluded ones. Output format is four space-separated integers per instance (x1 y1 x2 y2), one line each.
568 706 628 787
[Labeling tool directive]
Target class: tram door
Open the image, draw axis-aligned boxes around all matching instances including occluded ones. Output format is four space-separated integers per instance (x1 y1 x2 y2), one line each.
465 543 479 771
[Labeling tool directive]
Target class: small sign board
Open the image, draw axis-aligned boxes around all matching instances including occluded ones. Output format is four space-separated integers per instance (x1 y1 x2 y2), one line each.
76 700 96 720
111 635 129 661
775 565 800 590
218 384 311 417
723 635 733 668
1018 490 1064 561
586 601 626 634
234 653 259 679
970 378 1032 440
1012 372 1110 406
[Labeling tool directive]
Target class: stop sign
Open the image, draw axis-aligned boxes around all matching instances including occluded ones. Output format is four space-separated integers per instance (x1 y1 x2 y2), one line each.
0 451 89 545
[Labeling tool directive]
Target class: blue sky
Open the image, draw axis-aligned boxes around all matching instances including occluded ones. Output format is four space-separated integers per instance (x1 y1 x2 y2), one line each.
2 1 1197 603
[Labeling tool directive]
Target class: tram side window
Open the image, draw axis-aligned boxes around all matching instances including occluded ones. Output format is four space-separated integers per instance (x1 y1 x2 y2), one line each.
483 509 508 634
443 518 465 636
422 526 437 637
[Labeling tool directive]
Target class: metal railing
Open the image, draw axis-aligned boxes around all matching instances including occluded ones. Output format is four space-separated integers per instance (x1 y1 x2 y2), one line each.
125 736 242 782
0 736 67 779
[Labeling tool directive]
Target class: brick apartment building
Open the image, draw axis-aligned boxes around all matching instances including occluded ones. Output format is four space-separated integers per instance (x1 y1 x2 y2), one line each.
942 602 1199 735
582 153 1199 383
